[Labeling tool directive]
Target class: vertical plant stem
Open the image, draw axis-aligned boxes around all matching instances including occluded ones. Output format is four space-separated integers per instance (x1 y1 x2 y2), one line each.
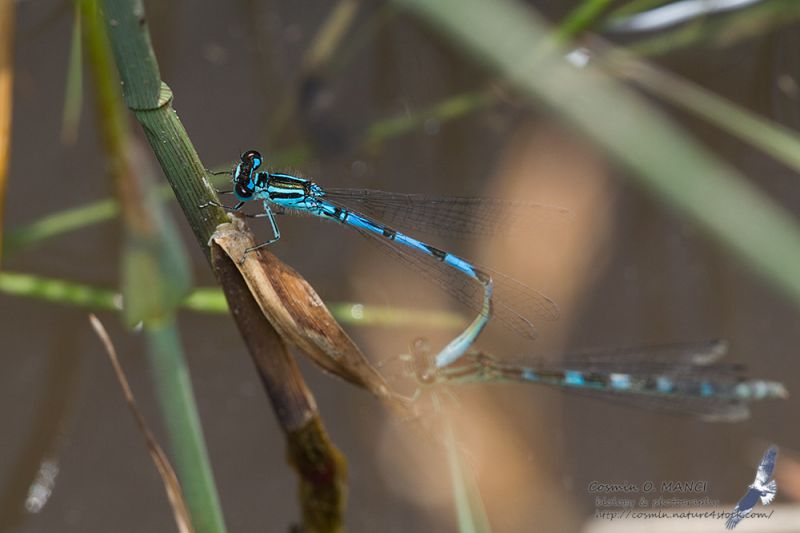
145 318 226 533
441 401 491 533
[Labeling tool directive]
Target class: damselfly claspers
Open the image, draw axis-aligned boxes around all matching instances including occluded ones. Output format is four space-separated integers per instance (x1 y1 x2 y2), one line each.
207 150 562 367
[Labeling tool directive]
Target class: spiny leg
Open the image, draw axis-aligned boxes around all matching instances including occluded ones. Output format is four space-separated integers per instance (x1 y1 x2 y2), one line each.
206 168 232 176
199 200 244 212
263 200 281 243
199 200 271 220
206 168 234 193
239 205 281 264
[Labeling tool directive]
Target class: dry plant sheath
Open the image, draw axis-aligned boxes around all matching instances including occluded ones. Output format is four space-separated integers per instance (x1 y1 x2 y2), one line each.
211 216 402 409
210 242 346 531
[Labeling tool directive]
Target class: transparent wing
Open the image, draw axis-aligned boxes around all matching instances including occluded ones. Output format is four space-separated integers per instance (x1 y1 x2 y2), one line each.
562 339 727 364
323 188 567 239
349 223 558 340
475 355 755 421
562 388 751 422
557 340 735 374
431 343 783 421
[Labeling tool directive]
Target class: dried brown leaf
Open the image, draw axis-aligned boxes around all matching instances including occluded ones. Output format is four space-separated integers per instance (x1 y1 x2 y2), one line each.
88 314 194 533
211 216 409 415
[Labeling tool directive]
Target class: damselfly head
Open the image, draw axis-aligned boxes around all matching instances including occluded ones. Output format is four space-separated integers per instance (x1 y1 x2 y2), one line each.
240 150 262 169
233 149 263 200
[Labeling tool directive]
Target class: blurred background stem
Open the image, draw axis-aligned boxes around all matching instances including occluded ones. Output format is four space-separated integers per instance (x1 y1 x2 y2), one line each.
0 270 466 329
144 318 223 533
395 0 800 310
83 0 225 531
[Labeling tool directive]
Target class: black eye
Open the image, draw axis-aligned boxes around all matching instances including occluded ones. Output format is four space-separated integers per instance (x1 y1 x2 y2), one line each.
235 182 254 199
241 150 261 163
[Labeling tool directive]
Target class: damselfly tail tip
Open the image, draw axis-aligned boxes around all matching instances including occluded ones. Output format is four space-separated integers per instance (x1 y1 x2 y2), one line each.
737 380 788 400
689 339 728 365
771 382 789 400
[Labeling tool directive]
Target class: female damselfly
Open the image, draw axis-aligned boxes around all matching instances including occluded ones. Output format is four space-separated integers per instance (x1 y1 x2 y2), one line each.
397 339 786 421
208 150 562 368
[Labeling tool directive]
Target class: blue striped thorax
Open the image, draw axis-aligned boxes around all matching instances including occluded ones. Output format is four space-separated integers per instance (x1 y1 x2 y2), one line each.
264 172 315 209
231 150 322 210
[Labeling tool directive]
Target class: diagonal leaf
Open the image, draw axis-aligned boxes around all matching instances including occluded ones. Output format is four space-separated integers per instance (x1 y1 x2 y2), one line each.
89 315 195 533
395 0 800 309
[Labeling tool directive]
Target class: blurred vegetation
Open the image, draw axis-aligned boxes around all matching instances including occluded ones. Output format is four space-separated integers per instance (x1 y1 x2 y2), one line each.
82 0 225 530
4 0 800 531
395 0 800 309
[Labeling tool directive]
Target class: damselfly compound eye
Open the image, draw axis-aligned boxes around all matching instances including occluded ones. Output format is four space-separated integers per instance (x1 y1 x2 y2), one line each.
241 150 262 169
235 181 254 199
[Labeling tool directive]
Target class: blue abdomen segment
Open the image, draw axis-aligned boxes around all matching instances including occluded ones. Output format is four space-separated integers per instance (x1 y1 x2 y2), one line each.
318 202 487 283
511 366 786 401
313 200 493 367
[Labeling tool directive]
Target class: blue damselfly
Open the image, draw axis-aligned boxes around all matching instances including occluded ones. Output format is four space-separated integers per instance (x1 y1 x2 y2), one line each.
207 150 561 367
397 339 786 421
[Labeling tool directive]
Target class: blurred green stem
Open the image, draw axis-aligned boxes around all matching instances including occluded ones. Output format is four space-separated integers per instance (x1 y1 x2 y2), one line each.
555 0 614 42
303 0 362 74
100 0 227 256
266 0 363 146
5 196 119 254
61 2 83 144
144 318 224 533
0 271 466 329
440 399 491 533
82 0 191 326
600 41 800 173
